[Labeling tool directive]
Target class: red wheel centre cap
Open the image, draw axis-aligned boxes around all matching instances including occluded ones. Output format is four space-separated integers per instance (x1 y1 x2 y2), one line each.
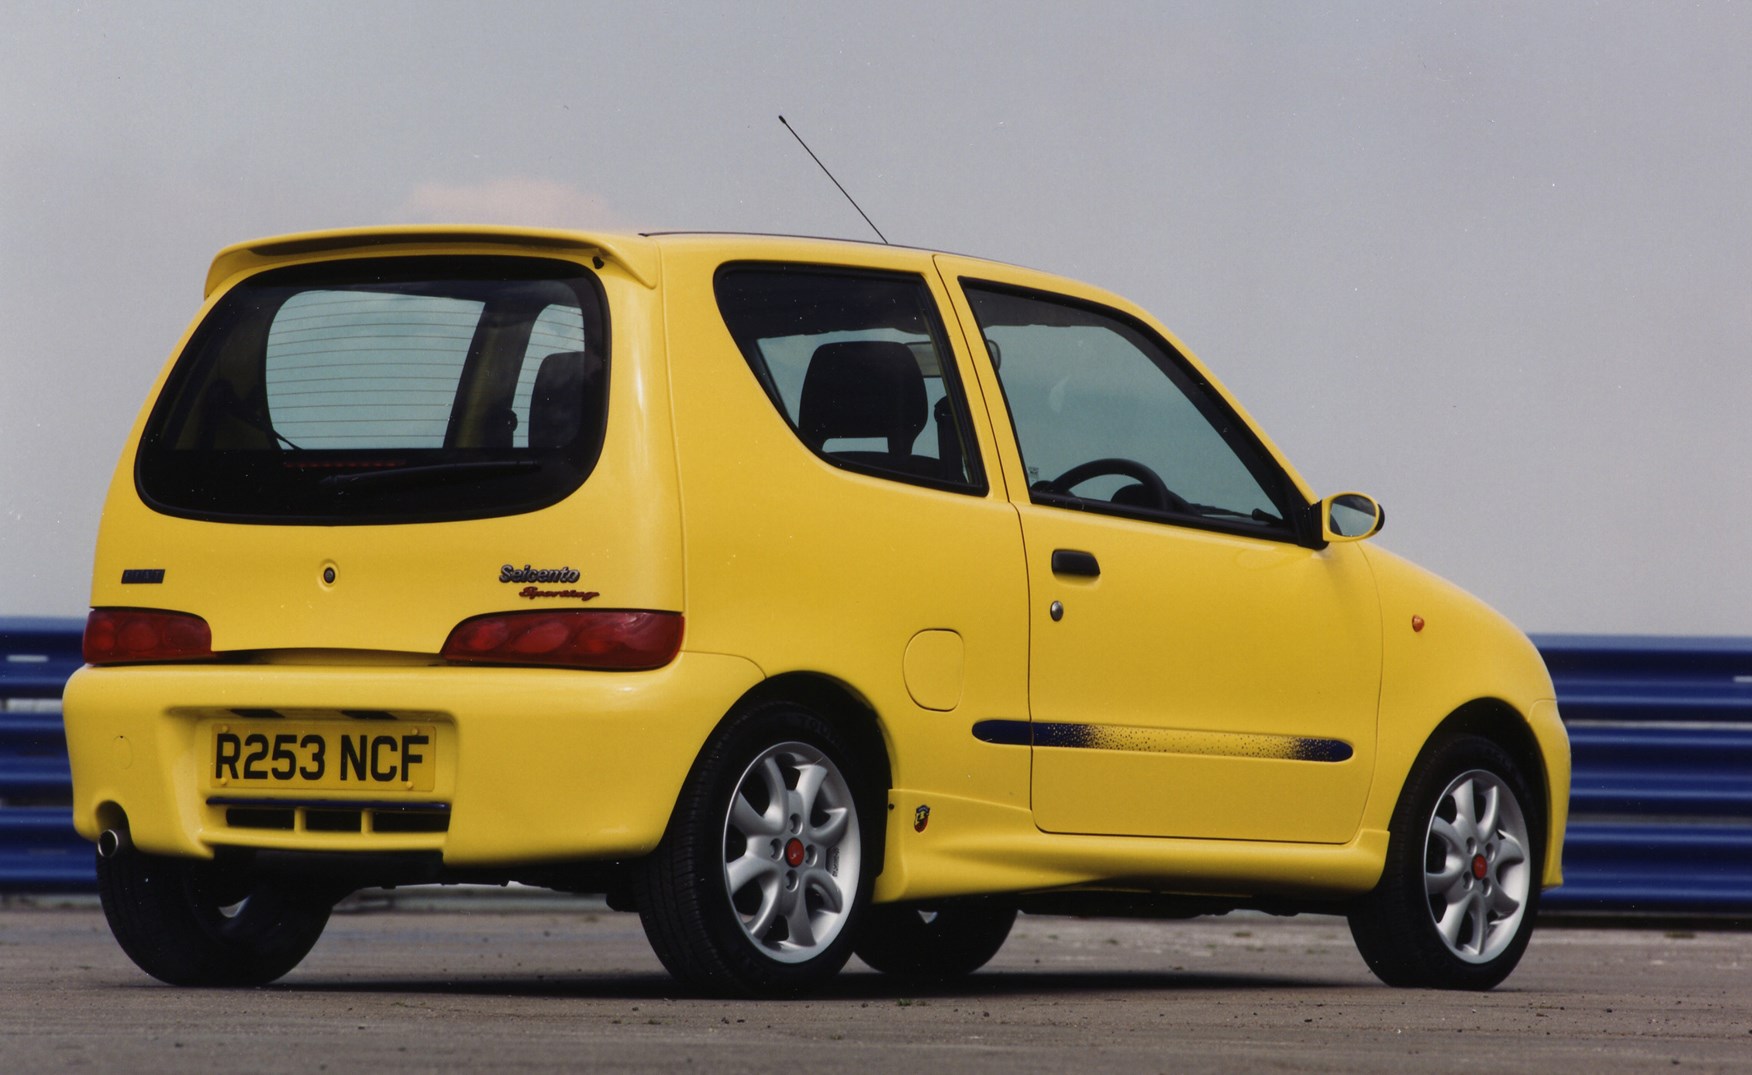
785 838 806 867
1471 853 1488 879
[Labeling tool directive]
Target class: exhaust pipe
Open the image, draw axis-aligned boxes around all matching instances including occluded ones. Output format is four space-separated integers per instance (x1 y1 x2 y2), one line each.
97 828 130 860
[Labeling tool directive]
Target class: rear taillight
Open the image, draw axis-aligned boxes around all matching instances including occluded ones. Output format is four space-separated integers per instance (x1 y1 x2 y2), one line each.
83 608 215 664
441 610 683 671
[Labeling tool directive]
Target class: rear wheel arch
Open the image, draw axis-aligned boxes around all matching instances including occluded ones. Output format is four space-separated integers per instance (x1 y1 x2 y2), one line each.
718 673 895 873
638 688 885 994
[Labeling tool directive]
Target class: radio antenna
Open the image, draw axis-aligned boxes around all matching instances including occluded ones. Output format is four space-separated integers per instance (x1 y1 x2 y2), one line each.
779 115 889 244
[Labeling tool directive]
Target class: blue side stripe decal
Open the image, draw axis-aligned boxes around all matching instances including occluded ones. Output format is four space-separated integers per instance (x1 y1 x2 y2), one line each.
971 719 1352 762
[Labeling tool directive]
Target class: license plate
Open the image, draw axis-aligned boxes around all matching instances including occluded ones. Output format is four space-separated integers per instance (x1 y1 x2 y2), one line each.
206 721 438 792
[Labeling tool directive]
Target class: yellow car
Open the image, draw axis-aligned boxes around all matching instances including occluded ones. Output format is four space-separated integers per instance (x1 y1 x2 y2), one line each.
64 227 1568 995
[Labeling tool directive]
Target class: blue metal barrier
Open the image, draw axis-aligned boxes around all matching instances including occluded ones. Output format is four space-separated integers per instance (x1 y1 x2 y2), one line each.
0 617 93 891
4 619 1751 914
1535 634 1752 916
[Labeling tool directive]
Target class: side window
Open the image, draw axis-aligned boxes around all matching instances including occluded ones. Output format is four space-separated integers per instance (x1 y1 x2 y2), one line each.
715 265 984 492
962 281 1295 536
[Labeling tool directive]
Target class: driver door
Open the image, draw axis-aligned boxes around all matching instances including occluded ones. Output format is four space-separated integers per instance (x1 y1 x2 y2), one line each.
938 260 1382 843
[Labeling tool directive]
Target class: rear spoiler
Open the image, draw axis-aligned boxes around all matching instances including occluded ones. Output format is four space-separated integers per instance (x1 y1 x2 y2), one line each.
205 225 660 296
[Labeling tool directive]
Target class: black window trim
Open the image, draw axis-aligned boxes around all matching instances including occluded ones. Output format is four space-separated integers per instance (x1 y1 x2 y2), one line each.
713 260 990 498
958 276 1317 547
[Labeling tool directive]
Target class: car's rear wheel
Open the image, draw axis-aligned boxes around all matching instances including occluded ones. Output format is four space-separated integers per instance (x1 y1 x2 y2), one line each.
1349 734 1542 990
639 702 874 996
855 902 1017 981
97 846 333 986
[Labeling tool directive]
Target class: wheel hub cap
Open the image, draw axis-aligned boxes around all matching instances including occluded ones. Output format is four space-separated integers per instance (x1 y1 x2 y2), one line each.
1422 768 1532 964
720 740 861 964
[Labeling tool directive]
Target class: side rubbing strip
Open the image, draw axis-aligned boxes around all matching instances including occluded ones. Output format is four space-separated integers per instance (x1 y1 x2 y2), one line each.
971 719 1031 746
972 719 1351 762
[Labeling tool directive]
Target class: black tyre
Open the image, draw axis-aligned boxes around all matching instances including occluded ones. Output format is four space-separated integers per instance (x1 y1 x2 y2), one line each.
855 902 1017 981
1349 734 1543 990
97 847 333 986
638 702 875 997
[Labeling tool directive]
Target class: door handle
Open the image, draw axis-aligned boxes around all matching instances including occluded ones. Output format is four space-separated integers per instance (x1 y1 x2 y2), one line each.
1051 549 1101 578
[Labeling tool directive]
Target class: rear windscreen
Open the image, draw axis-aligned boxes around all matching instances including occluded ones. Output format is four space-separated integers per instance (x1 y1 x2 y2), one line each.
136 256 608 523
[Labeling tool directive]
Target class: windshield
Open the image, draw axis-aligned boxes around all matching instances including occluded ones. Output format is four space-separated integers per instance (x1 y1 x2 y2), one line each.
136 256 608 523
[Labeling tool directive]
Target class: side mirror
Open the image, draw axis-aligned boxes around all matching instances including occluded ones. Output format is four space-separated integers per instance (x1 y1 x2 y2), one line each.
1320 492 1384 543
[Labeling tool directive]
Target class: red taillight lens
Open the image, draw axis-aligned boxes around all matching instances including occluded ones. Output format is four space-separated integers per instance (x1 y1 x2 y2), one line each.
441 610 683 671
83 609 215 664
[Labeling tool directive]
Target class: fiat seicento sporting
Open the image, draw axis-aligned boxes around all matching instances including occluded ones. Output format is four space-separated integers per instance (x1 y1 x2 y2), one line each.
64 227 1568 995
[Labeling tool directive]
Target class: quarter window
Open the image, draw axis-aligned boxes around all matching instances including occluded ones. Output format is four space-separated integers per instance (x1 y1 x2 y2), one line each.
962 282 1295 536
715 266 983 492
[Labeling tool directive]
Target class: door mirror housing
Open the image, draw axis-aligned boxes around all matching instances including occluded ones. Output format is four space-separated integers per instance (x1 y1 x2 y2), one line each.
1320 492 1384 543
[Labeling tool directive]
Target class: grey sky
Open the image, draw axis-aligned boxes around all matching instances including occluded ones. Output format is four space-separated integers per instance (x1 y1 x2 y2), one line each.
4 1 1749 635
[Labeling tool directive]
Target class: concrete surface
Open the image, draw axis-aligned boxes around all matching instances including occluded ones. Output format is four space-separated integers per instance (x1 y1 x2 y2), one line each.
2 898 1748 1073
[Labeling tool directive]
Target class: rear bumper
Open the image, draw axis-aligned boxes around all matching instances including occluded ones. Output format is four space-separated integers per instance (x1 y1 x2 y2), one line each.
62 652 762 867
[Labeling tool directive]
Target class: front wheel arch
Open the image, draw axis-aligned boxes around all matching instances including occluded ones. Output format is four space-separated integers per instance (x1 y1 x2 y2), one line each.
1350 731 1545 989
1420 699 1552 865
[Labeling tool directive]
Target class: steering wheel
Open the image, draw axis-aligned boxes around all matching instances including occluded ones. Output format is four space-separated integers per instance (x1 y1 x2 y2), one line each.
1045 457 1192 514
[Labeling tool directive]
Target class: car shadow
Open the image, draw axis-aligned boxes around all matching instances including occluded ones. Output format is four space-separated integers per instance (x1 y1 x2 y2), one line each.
193 966 1355 1001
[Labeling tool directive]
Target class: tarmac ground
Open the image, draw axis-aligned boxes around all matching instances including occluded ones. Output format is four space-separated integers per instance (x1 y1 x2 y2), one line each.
2 895 1748 1073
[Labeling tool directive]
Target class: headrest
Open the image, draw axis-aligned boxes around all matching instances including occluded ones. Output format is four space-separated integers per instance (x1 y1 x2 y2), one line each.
798 340 927 455
529 350 603 449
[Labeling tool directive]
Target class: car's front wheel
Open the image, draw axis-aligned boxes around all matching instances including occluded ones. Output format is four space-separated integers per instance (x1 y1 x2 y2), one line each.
1349 734 1542 990
97 846 334 986
639 702 874 996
